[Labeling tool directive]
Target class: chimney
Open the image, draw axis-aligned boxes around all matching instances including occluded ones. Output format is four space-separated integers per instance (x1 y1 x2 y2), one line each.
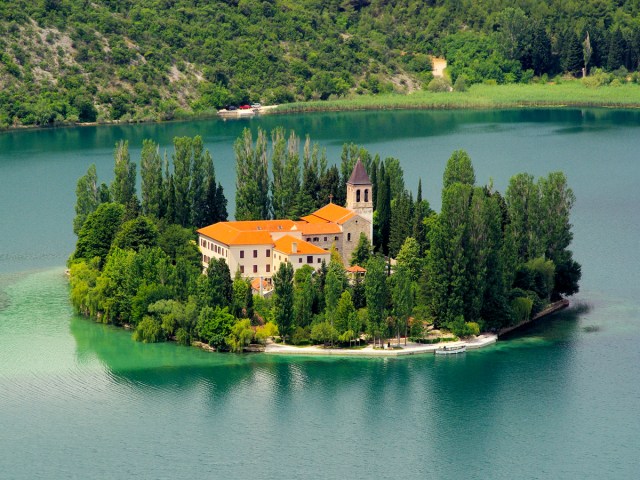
291 242 297 253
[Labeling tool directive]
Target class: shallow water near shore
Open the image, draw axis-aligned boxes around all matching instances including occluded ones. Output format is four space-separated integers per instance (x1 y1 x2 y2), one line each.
1 109 640 478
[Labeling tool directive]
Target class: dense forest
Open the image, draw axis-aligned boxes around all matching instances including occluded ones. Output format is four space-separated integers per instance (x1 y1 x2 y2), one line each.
69 129 581 351
2 0 640 127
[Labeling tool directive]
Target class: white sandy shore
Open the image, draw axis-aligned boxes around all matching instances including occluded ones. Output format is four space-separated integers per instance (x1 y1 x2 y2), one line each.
264 334 497 357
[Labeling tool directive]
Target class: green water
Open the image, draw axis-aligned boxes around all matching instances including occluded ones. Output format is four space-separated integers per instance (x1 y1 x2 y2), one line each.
1 110 640 478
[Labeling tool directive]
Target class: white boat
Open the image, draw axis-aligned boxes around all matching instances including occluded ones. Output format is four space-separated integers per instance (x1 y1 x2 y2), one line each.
434 345 466 355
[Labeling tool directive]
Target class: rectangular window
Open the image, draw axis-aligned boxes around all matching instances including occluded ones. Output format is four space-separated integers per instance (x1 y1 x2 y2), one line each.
266 264 270 273
317 258 321 263
307 256 313 264
266 249 271 257
253 250 258 258
313 237 319 242
253 265 258 273
334 236 339 241
298 258 302 263
240 265 244 274
240 250 244 258
324 237 327 241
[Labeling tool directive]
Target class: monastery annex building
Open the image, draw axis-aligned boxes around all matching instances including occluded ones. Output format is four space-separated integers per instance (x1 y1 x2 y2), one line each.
197 159 373 280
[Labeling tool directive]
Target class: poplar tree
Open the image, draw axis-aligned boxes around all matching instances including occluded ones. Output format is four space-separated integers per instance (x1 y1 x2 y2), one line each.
235 128 270 220
271 129 300 219
172 136 193 227
140 140 163 219
110 140 136 207
74 164 100 235
190 137 209 228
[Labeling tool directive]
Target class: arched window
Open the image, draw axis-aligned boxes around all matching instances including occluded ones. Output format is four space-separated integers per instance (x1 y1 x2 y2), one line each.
348 233 351 241
356 189 361 202
364 189 369 202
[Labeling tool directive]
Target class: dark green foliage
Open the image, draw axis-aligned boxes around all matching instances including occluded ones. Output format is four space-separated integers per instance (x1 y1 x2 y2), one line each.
443 150 475 190
204 258 232 309
110 141 136 207
376 166 391 255
73 164 100 235
365 255 387 345
140 140 163 219
235 128 270 220
111 216 159 252
74 202 125 262
273 262 295 343
2 0 640 129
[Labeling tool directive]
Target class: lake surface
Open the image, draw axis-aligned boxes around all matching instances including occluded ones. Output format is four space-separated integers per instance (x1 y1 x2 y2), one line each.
1 109 639 479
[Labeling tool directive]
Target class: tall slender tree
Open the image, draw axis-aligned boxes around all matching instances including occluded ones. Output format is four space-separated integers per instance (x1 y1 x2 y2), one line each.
273 262 294 343
140 140 163 219
110 140 136 207
74 164 100 235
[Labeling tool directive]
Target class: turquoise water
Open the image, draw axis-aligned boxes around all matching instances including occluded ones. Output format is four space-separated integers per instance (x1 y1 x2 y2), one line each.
1 110 640 478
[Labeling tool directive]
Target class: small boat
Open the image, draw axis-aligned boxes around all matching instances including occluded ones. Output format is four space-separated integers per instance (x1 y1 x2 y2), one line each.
435 345 466 355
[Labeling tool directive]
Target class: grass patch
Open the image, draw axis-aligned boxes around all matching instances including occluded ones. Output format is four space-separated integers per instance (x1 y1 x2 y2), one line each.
274 81 640 113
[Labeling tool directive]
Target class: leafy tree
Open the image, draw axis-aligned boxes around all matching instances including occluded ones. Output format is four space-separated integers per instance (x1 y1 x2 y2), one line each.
392 264 413 345
396 237 422 282
443 149 475 190
111 216 159 252
376 166 391 255
190 137 209 228
350 232 372 267
293 265 315 328
235 128 270 220
74 202 125 262
273 261 294 343
140 140 163 219
365 255 387 347
74 164 101 235
172 136 193 227
110 140 137 210
226 319 254 353
195 306 235 348
204 258 232 309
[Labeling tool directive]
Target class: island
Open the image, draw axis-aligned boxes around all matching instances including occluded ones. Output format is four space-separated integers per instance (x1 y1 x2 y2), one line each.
68 128 581 355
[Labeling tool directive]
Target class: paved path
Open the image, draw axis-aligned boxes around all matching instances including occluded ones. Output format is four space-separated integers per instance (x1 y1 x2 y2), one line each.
264 334 497 357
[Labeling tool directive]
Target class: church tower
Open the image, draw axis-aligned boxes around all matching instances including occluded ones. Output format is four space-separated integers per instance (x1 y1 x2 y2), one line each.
345 158 373 242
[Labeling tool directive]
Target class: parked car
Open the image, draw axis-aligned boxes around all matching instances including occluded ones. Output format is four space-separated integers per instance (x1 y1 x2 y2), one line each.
227 105 237 111
239 104 252 109
251 103 261 108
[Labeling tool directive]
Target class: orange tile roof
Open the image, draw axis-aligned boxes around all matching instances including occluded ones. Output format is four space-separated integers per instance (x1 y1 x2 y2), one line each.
197 223 274 246
294 221 342 235
346 265 367 273
273 235 330 256
251 278 272 292
308 203 355 225
228 220 298 232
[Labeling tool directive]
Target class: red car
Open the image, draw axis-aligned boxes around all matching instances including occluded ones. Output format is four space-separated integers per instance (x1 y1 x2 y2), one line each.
239 104 252 109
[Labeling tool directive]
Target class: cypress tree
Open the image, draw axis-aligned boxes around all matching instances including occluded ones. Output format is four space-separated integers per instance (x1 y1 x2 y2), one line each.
110 140 136 207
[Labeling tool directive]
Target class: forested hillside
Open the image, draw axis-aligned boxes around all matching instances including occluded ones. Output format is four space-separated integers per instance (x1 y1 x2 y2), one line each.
2 0 640 127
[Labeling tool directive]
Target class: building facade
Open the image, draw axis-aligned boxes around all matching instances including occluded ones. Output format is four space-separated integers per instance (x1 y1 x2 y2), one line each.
197 160 374 280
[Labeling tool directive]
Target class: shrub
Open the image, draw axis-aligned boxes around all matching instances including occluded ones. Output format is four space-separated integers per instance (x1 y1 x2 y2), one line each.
453 75 468 92
427 77 452 92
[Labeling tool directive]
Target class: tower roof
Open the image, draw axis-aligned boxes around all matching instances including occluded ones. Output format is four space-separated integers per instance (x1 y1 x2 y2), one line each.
347 159 371 186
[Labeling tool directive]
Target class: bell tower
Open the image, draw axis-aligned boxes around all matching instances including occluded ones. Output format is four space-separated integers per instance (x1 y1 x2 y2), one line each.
346 159 373 242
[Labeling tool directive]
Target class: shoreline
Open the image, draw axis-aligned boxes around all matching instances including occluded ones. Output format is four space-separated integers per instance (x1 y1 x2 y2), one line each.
264 299 571 357
264 333 497 357
4 82 640 134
